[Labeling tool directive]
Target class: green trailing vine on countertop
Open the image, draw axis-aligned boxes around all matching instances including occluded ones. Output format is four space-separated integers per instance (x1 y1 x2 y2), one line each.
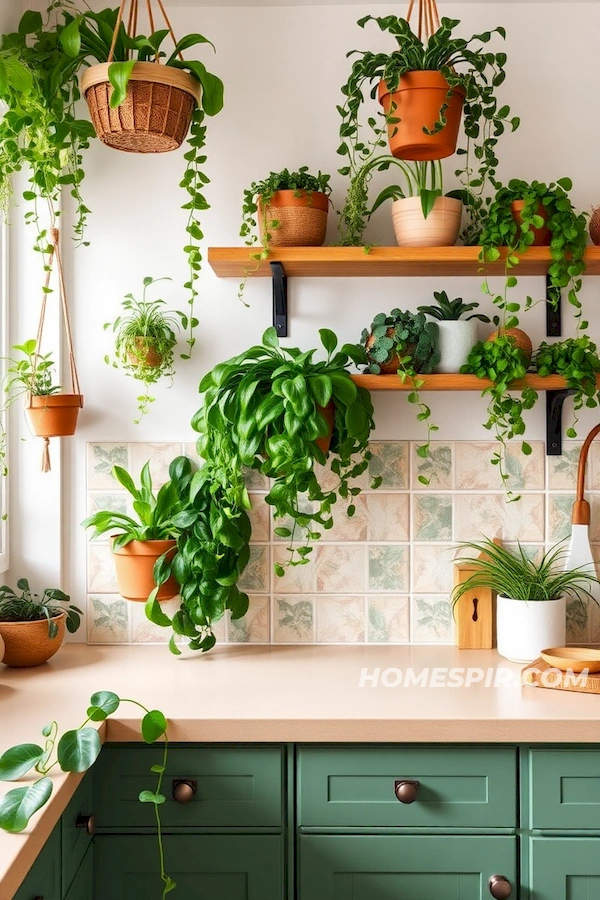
0 693 174 898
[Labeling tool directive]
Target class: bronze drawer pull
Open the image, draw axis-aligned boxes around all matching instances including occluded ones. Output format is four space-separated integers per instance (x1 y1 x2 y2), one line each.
394 779 419 803
75 813 95 835
489 875 512 899
172 779 197 803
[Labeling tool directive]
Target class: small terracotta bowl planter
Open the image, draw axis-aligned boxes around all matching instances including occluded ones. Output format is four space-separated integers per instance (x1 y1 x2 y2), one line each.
510 201 552 246
26 394 83 437
0 612 65 667
378 73 465 161
392 196 462 247
127 338 164 369
112 537 179 602
258 190 329 247
487 327 533 367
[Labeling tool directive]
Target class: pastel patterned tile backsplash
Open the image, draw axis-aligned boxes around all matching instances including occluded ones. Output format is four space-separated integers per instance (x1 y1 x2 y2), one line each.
86 440 600 647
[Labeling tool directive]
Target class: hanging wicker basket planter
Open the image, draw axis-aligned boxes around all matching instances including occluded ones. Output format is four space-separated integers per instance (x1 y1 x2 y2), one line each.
81 62 201 154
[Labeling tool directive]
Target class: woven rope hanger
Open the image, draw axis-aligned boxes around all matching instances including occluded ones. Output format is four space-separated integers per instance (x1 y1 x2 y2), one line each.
108 0 185 63
31 228 82 473
405 0 441 41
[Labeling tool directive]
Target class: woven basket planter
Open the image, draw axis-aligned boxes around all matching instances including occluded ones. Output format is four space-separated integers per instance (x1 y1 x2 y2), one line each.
258 190 329 247
0 613 65 668
81 62 201 154
26 394 84 437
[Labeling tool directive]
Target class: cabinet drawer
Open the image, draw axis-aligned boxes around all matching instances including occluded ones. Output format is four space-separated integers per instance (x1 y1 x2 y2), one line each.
530 836 600 895
13 825 61 900
530 748 600 830
299 834 516 899
94 834 283 899
62 773 93 891
93 744 284 829
298 746 517 828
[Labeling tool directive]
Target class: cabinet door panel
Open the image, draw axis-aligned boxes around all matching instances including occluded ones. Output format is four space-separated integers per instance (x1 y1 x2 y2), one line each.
94 834 283 900
299 834 516 900
13 826 61 900
63 846 93 900
530 749 600 830
61 774 93 891
298 746 517 828
530 837 600 898
94 745 283 829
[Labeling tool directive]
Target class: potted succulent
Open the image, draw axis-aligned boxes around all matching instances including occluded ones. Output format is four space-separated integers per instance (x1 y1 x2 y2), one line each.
480 178 588 322
192 327 378 570
417 291 490 373
534 336 600 438
82 462 185 602
0 579 82 668
338 14 518 235
360 309 439 474
452 538 600 663
104 277 184 422
462 332 537 500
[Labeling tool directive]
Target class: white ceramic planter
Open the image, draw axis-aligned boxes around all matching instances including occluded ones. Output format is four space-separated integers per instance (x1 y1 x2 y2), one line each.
391 196 462 247
434 320 479 373
496 595 566 663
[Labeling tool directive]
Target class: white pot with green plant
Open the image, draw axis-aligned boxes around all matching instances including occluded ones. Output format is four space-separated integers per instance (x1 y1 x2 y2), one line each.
418 291 490 373
452 539 600 663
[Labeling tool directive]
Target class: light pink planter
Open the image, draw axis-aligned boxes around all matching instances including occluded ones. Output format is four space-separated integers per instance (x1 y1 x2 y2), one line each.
392 196 462 247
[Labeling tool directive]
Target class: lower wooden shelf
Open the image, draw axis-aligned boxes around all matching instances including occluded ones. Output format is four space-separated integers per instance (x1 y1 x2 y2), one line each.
350 374 579 391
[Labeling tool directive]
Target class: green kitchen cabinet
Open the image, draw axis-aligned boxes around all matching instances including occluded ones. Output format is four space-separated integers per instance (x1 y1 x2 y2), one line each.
94 834 283 899
530 837 600 899
63 847 93 900
13 824 61 900
299 834 517 899
529 748 600 830
61 774 94 890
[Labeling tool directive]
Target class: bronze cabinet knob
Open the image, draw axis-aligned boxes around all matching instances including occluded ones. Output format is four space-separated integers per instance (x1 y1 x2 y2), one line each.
172 779 196 803
394 779 420 804
75 813 95 836
489 875 512 899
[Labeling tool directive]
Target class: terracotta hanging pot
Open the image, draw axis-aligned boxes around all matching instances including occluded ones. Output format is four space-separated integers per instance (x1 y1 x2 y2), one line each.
81 62 201 154
0 613 65 667
315 403 335 455
510 201 552 246
258 190 329 247
128 338 164 369
111 537 179 602
391 196 462 247
26 394 83 437
487 327 533 367
378 72 465 161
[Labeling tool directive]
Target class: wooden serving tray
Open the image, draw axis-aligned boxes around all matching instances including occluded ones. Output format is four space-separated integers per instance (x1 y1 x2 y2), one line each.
522 658 600 694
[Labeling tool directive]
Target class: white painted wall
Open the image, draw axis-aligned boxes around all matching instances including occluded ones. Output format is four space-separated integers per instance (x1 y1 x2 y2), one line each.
7 3 600 628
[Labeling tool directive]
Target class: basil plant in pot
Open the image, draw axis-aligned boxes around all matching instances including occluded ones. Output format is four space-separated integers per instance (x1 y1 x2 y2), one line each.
0 580 82 668
452 538 600 663
417 291 490 373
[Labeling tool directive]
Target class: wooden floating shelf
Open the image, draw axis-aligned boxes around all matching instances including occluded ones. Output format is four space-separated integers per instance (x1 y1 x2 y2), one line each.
350 374 593 391
208 246 600 279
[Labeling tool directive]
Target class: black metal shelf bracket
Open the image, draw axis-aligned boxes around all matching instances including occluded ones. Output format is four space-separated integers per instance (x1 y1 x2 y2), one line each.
546 273 561 337
546 389 576 456
270 261 288 337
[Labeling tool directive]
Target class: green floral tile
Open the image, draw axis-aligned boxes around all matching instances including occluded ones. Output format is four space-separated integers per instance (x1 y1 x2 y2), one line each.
567 597 591 644
590 496 600 542
183 442 203 465
368 442 408 489
412 443 453 489
548 444 581 491
322 496 368 542
273 595 315 643
87 595 129 642
315 455 369 493
455 442 544 491
413 495 452 541
86 492 127 540
368 545 408 592
411 595 452 642
238 546 269 592
243 465 269 492
88 443 128 489
129 443 183 487
248 494 270 542
547 494 574 543
131 596 182 643
454 493 545 542
367 596 409 643
317 545 367 592
589 594 600 644
228 596 270 643
272 545 317 593
88 543 118 593
365 493 409 542
316 595 365 642
272 498 315 541
412 544 455 593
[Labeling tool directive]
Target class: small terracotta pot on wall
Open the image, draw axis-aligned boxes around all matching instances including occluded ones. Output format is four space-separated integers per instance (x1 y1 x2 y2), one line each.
111 537 179 602
487 327 533 367
26 394 83 437
315 403 335 455
378 72 465 161
81 62 200 154
392 196 462 247
128 338 163 369
258 190 329 247
0 612 65 667
510 201 552 246
364 332 419 375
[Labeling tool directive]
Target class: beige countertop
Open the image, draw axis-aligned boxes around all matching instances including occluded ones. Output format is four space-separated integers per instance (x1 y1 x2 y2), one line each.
2 643 600 897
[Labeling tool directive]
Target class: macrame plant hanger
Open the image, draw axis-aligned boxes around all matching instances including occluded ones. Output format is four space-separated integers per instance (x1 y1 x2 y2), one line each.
405 0 441 40
29 228 83 473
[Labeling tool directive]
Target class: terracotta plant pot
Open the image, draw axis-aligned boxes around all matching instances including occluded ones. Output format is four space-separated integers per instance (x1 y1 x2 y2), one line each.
378 72 465 161
392 196 462 247
81 62 201 154
258 190 328 247
26 394 83 437
111 537 179 602
487 327 533 368
0 612 65 667
510 201 552 246
127 338 164 369
316 403 335 455
364 332 420 375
